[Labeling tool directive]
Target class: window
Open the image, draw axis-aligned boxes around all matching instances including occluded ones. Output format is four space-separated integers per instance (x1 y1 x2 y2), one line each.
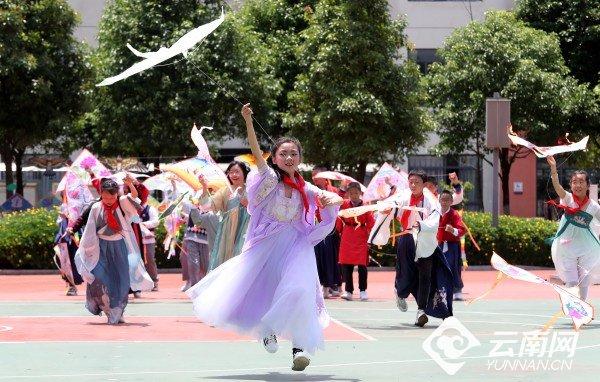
408 154 481 210
409 49 439 73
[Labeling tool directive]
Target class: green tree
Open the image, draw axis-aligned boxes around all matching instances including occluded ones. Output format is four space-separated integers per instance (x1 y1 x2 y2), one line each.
516 0 600 156
238 0 318 137
426 11 595 212
81 0 279 166
0 0 91 198
515 0 600 87
284 0 429 181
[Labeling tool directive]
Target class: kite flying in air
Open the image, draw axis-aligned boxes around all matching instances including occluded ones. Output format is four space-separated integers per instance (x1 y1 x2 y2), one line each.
97 9 225 86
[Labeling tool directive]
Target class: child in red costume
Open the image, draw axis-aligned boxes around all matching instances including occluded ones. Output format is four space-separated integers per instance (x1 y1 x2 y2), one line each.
336 182 375 301
437 190 466 301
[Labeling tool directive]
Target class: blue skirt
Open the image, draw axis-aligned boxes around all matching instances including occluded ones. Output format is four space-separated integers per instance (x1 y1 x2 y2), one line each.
443 241 464 291
86 238 130 323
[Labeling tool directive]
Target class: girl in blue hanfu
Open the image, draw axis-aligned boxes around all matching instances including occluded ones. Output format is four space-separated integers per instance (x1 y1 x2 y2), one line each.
187 103 343 371
547 155 600 300
75 176 154 324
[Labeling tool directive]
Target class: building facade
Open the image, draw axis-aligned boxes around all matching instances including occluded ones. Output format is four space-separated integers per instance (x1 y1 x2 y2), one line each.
57 1 567 216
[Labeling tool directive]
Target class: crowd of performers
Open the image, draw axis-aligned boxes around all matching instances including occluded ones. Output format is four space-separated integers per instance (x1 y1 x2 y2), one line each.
50 103 599 371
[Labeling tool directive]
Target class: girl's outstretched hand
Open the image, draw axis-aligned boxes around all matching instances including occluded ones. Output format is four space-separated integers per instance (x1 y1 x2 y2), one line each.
241 103 253 122
319 192 343 207
546 155 557 170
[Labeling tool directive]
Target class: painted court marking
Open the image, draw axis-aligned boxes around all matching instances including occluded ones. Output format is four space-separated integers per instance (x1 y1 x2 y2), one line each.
2 343 600 380
0 315 373 343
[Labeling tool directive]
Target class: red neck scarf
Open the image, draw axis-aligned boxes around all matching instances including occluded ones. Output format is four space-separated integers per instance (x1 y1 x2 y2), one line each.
102 201 121 232
282 172 310 216
400 193 424 230
547 194 589 215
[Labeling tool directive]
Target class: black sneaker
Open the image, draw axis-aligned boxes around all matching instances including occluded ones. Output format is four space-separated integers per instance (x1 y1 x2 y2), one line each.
292 348 310 371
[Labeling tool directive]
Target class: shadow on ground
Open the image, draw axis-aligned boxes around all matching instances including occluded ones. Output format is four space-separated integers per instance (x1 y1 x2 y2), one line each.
205 372 361 381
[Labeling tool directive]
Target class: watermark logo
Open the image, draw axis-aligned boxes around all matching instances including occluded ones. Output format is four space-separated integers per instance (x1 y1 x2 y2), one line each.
423 317 580 375
486 330 578 372
422 316 481 375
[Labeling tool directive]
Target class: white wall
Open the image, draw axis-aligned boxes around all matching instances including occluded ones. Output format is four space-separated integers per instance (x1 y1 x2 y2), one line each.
389 0 515 49
68 0 108 47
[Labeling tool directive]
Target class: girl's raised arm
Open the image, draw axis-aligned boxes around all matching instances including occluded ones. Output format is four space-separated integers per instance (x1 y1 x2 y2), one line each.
547 156 567 200
242 103 267 170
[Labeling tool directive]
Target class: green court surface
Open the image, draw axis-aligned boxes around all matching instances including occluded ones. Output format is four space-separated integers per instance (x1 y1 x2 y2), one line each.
1 272 599 381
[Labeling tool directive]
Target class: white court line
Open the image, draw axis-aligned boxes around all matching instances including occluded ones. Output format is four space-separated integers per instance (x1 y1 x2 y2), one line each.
338 318 545 328
330 318 377 341
330 307 573 320
2 343 600 380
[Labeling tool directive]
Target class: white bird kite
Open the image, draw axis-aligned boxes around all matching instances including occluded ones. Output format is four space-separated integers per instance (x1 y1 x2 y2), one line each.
97 8 225 87
507 124 589 158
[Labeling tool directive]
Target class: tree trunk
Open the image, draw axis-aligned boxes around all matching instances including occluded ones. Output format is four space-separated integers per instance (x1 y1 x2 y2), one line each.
500 148 511 214
1 148 15 199
356 161 367 184
15 148 24 196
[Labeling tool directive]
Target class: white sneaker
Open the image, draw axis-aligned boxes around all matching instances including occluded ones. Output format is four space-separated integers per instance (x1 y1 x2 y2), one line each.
330 288 341 297
262 334 278 353
322 286 331 299
341 291 353 301
415 309 428 327
133 291 142 298
396 296 408 312
453 292 464 301
292 349 310 371
359 291 368 301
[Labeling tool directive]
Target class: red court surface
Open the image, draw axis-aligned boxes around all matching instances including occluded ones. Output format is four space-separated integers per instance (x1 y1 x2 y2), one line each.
0 316 367 342
0 268 586 303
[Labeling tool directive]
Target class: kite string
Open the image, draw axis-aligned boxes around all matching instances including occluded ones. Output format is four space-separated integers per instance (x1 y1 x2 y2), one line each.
187 58 275 144
143 41 275 144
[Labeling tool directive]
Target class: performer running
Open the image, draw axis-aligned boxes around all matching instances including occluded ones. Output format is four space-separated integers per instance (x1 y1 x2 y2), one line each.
547 155 600 300
369 170 455 327
187 103 342 371
75 176 154 324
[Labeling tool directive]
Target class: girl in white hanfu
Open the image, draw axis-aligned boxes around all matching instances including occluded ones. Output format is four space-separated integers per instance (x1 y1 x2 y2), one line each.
547 155 600 300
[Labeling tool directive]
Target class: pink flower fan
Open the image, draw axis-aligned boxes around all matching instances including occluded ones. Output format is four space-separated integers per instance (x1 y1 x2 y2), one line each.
80 156 98 170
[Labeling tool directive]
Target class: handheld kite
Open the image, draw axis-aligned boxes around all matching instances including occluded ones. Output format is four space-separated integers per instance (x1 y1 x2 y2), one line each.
507 125 588 158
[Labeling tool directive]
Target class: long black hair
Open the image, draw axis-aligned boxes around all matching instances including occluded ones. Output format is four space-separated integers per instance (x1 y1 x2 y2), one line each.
267 136 303 181
225 160 250 184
